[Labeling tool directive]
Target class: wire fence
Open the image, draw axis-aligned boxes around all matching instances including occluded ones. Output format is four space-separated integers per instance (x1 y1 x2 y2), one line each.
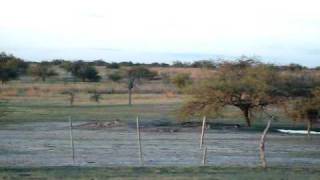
0 116 319 167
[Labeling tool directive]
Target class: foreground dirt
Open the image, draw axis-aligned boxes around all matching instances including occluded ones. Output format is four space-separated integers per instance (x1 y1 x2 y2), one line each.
0 121 319 167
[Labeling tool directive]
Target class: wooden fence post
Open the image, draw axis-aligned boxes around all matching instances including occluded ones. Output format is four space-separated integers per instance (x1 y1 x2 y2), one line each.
259 119 271 168
69 116 75 165
202 146 207 165
200 116 206 149
136 116 144 166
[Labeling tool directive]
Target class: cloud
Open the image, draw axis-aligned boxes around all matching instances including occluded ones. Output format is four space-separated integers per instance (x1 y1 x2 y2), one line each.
303 48 320 55
89 48 121 52
0 0 320 66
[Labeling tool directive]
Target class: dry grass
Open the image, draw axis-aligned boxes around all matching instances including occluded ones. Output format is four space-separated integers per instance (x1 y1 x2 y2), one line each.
0 66 215 99
151 67 216 79
0 81 176 98
1 85 185 106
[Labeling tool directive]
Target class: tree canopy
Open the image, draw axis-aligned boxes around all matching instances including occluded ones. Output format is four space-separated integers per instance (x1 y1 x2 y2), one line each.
0 52 28 83
66 61 101 82
170 73 192 89
181 60 279 127
28 62 57 81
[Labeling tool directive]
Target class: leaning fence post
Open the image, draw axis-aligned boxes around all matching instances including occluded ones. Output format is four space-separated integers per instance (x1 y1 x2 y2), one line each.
200 116 206 149
202 146 207 165
69 116 75 165
136 116 144 166
259 119 271 168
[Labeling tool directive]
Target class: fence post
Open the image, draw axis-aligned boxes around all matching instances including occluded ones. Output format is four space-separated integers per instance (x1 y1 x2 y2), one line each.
200 116 206 149
259 119 271 168
202 146 207 165
136 116 144 166
69 116 75 165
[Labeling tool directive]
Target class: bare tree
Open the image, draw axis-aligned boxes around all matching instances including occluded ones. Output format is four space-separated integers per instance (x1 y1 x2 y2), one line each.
62 89 76 106
89 89 102 104
126 67 157 105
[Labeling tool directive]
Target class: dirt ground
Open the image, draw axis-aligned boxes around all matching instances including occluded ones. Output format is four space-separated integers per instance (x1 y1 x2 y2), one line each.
0 121 319 167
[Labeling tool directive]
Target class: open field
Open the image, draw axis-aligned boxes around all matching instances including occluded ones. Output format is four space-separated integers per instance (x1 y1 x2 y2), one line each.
2 0 320 178
1 98 315 130
1 81 320 179
1 93 316 130
0 81 312 128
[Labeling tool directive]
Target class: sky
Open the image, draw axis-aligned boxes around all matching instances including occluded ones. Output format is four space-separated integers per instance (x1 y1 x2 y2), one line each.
0 0 320 66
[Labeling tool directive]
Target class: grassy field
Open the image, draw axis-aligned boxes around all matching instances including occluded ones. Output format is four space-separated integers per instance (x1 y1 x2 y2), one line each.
0 79 319 179
0 71 315 130
0 93 312 130
1 93 181 124
0 166 319 180
0 89 313 131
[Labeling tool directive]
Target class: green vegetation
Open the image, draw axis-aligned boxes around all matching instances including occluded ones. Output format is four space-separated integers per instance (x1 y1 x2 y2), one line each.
1 52 320 132
126 67 158 105
65 61 101 82
171 73 192 89
28 62 57 82
0 52 320 178
106 62 120 69
89 89 102 103
0 166 319 180
108 71 123 82
181 60 279 126
181 59 320 131
0 95 312 131
0 94 179 124
0 52 28 84
287 88 320 136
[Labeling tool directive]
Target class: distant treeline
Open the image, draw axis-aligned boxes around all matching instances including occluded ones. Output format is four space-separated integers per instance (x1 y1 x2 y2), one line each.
1 52 317 70
35 59 316 70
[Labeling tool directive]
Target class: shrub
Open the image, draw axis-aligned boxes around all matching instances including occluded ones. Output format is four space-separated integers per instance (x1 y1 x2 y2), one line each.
108 72 122 82
67 61 101 82
0 52 28 83
106 63 120 69
28 62 58 81
127 67 157 80
89 89 102 103
171 73 192 89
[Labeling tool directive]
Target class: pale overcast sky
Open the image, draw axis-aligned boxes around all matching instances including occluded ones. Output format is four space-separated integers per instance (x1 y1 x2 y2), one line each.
0 0 320 66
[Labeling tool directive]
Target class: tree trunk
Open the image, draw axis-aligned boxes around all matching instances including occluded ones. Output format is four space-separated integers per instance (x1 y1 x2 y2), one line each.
241 107 251 127
259 119 271 168
41 76 46 82
70 95 74 106
128 88 132 105
307 120 312 137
